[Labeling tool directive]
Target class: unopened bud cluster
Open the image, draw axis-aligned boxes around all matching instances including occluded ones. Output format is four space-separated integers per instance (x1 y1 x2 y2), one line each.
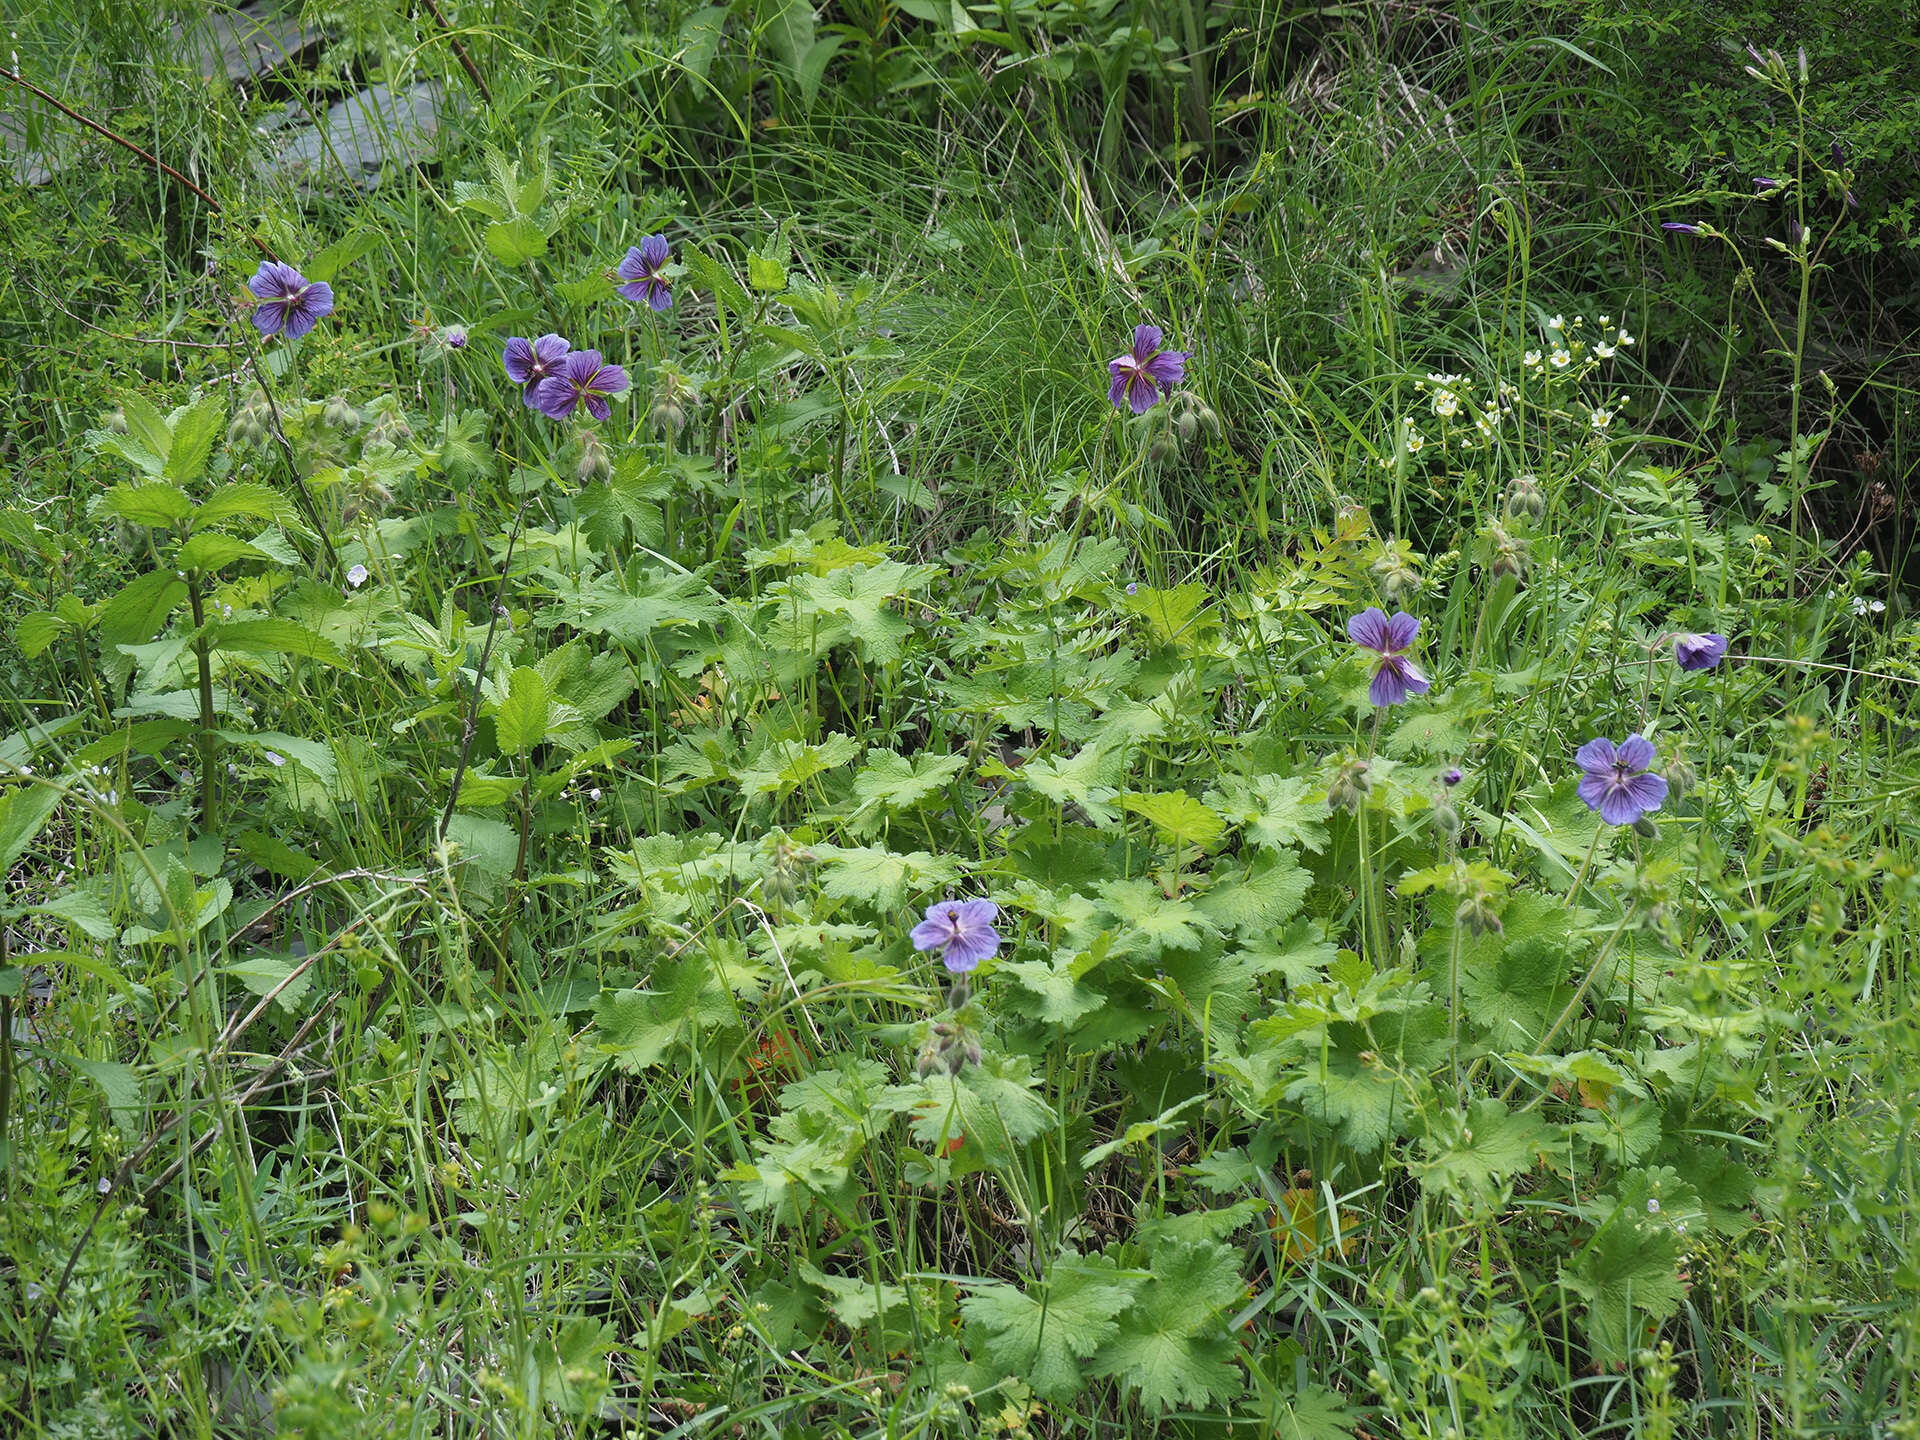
916 1019 983 1078
1327 755 1372 814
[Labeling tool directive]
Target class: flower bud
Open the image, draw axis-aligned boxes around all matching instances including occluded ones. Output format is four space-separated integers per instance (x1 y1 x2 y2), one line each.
105 406 129 434
1504 474 1546 522
323 395 360 431
1662 752 1697 801
1432 798 1462 842
1327 756 1372 814
1148 433 1178 464
576 429 612 485
1632 814 1660 840
1455 889 1503 937
650 398 686 437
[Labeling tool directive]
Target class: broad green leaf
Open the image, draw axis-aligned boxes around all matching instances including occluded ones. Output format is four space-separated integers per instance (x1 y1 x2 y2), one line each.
496 667 550 755
15 612 68 659
305 230 382 282
812 844 961 909
852 749 966 814
484 215 549 267
735 733 860 800
223 954 313 1013
1098 877 1216 958
100 481 192 530
1561 1209 1687 1367
1092 1239 1246 1411
1118 790 1224 851
0 781 60 873
593 958 737 1072
217 731 336 783
1275 1382 1360 1440
1193 852 1310 934
960 1251 1140 1401
176 532 268 572
66 1056 144 1135
163 394 225 485
213 618 347 667
1204 772 1329 854
760 0 815 76
885 1053 1059 1165
1415 1097 1555 1203
193 482 305 530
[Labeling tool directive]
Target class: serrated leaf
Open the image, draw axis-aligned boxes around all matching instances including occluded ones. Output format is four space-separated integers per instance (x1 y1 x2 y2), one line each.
1119 790 1224 851
15 612 67 659
213 618 347 667
1415 1097 1554 1202
886 1053 1058 1165
593 958 737 1072
1204 772 1329 854
176 532 268 572
1561 1210 1688 1367
163 394 225 485
812 844 961 909
0 781 60 873
101 482 192 530
852 749 967 814
960 1251 1140 1402
1194 852 1310 934
1001 950 1105 1026
484 215 549 267
496 667 550 754
66 1055 144 1135
1092 1239 1246 1411
194 482 305 531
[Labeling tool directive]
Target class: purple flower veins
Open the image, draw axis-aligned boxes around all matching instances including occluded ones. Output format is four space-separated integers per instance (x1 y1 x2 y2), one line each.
532 350 630 422
1576 734 1669 826
248 261 333 339
910 898 1001 974
1347 607 1431 707
1108 324 1189 414
503 333 571 407
617 235 673 311
1673 632 1728 671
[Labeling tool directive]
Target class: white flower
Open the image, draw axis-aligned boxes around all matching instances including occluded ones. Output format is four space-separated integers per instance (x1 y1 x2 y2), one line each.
1405 429 1425 454
1590 408 1614 429
1547 314 1564 330
1524 350 1542 367
1617 328 1635 346
1594 341 1616 359
264 751 285 767
1853 596 1886 616
1599 314 1613 326
1432 392 1459 418
1647 1198 1660 1214
589 787 602 802
1551 350 1571 368
346 563 370 589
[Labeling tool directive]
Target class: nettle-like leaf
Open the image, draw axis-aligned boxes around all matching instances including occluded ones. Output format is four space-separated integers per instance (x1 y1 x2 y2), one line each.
1097 877 1217 958
1204 772 1329 854
1092 1239 1246 1411
960 1250 1140 1402
563 566 722 645
991 741 1126 823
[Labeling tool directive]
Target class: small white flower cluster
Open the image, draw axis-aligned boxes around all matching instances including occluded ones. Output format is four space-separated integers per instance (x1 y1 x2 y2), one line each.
81 763 119 807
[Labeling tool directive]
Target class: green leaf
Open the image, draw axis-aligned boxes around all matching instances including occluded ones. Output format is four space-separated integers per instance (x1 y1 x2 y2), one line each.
496 667 550 755
1561 1208 1687 1367
1415 1097 1555 1203
1204 773 1329 854
1275 1382 1360 1440
305 230 382 283
885 1053 1059 1166
0 781 60 873
222 954 313 1013
163 394 225 486
1092 1239 1246 1411
680 241 753 322
213 618 347 667
735 733 860 801
784 560 938 664
1001 947 1106 1026
15 611 69 659
1193 852 1310 934
593 958 737 1072
570 567 721 643
100 481 192 530
960 1251 1140 1402
484 215 550 267
217 731 336 784
759 0 816 81
852 749 967 816
1098 877 1216 957
65 1055 144 1135
176 532 268 572
812 844 961 909
193 482 305 531
1118 790 1224 851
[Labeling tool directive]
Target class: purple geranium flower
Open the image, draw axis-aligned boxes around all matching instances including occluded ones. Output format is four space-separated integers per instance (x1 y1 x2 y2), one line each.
1576 734 1669 826
531 350 630 422
1662 222 1703 235
1347 607 1431 707
617 235 672 311
910 898 1001 975
1107 324 1189 414
1673 632 1728 671
503 334 571 407
248 261 333 339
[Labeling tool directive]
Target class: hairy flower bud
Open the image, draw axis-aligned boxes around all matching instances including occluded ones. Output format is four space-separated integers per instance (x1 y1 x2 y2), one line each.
1432 798 1462 842
1662 752 1697 801
1327 755 1372 814
105 406 129 434
1455 889 1503 937
323 395 360 432
1632 814 1660 840
576 428 612 485
650 398 686 437
1504 474 1547 522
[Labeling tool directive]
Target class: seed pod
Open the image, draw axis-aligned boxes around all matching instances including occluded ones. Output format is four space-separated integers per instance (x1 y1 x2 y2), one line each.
105 406 129 434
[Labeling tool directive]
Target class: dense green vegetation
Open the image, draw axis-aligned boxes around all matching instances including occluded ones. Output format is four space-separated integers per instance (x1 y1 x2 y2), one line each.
1 0 1916 1434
